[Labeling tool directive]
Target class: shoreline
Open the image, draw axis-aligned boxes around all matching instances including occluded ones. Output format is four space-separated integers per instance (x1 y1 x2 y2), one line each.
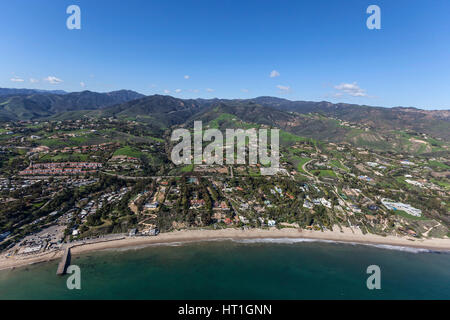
1 227 449 271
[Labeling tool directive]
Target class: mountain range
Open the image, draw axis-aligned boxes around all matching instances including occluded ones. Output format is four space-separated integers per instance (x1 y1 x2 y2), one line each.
0 89 144 120
1 87 449 153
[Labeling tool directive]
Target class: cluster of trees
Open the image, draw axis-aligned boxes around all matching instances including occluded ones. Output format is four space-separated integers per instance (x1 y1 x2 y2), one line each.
85 177 147 230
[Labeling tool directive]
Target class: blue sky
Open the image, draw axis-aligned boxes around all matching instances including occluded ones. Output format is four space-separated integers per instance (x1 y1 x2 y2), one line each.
1 0 449 109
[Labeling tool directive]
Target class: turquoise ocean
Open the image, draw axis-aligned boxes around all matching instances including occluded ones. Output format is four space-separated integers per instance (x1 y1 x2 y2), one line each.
0 239 449 299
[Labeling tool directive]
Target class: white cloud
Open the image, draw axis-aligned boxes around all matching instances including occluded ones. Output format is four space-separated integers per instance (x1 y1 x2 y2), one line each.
276 85 291 93
175 89 182 93
80 82 86 88
206 88 214 92
29 78 39 83
43 76 63 84
10 76 24 82
270 70 280 78
334 82 367 97
184 75 190 79
164 89 170 94
241 89 249 93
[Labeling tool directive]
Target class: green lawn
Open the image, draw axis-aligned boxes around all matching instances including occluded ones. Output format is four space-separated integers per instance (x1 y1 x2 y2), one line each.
113 146 143 158
40 139 66 147
40 153 90 161
279 130 310 145
431 178 450 190
428 160 450 170
68 136 89 145
393 210 426 221
296 157 311 174
180 164 194 172
330 159 349 172
248 167 261 177
312 169 337 178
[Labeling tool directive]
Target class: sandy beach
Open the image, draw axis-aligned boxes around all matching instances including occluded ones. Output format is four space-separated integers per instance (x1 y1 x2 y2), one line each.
1 227 449 271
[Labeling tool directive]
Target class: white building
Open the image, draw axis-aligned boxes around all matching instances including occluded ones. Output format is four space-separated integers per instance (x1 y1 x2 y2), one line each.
405 179 424 188
320 198 332 208
303 200 313 209
381 198 422 217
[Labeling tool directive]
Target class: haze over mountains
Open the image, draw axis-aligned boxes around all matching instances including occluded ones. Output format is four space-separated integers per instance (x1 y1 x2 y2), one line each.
0 88 68 96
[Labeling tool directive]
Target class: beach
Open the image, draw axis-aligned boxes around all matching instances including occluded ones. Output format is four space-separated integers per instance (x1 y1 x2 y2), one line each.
1 226 449 271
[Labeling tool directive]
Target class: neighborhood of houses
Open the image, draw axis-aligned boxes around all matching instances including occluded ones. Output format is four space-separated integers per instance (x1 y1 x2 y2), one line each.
19 162 102 175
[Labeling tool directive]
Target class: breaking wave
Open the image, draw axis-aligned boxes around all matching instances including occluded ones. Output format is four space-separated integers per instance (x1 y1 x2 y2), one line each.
231 238 444 253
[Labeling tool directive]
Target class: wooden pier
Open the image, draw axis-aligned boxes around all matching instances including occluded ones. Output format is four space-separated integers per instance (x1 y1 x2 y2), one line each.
56 247 71 275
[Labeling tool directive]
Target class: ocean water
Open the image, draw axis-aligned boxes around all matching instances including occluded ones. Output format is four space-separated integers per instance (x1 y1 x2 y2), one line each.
0 239 449 299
